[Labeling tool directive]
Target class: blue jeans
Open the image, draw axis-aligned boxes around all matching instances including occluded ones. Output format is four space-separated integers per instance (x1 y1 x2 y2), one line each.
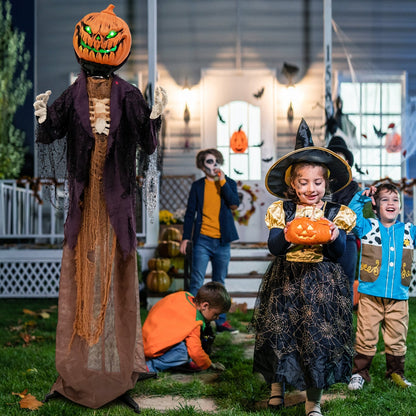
189 234 230 326
146 341 189 372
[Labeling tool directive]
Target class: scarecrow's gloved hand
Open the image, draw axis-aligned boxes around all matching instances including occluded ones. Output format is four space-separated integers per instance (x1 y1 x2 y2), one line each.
150 86 168 119
33 90 51 124
210 362 226 372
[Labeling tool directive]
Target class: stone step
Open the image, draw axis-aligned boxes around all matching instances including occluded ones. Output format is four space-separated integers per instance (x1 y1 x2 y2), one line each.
146 273 263 309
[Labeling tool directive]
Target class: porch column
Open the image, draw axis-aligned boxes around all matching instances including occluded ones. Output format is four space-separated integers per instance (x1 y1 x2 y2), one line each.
145 0 160 247
323 0 333 130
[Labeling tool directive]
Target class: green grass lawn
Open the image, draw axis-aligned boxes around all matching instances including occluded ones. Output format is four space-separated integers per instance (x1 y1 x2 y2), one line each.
1 297 416 415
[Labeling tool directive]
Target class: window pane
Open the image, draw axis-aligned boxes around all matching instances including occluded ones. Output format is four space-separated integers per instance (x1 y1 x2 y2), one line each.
217 105 229 147
248 106 261 145
361 147 381 165
230 153 249 181
361 115 383 146
381 165 401 180
339 83 360 113
230 101 248 132
216 100 261 181
362 83 380 114
382 83 402 114
249 147 261 179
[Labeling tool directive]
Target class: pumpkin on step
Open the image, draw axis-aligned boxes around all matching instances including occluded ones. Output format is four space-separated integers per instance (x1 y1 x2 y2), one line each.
286 217 332 245
158 240 180 257
161 226 182 242
146 270 171 293
148 257 171 272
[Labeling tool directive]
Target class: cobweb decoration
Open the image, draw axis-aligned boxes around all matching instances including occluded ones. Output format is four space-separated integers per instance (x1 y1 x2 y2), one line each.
143 149 159 223
403 97 416 160
36 138 69 211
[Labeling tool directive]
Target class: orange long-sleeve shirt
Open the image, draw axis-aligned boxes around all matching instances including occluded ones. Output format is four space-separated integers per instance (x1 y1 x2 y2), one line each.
200 178 226 238
142 291 211 370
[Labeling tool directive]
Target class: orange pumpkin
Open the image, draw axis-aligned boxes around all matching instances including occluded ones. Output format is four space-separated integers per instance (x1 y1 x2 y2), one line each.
161 227 182 242
286 217 332 245
158 240 180 258
148 257 171 272
230 125 248 153
146 270 171 293
73 4 131 68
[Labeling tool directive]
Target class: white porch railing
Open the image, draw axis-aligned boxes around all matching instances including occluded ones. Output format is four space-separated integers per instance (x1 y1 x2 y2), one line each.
0 179 146 242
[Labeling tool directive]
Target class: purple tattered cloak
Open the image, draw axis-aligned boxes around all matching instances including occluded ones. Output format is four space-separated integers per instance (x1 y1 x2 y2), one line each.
36 71 160 409
37 70 160 257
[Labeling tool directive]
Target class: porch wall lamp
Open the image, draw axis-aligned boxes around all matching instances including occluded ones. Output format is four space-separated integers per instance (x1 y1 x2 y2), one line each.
183 79 191 124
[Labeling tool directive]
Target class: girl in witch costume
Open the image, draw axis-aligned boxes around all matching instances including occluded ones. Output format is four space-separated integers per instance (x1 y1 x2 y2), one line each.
34 4 167 410
250 119 356 416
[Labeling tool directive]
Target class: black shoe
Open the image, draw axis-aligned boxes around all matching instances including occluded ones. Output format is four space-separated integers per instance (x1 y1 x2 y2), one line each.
216 321 239 334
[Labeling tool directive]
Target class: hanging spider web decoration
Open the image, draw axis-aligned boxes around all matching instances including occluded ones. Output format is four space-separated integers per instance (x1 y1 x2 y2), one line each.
144 149 159 223
404 97 416 161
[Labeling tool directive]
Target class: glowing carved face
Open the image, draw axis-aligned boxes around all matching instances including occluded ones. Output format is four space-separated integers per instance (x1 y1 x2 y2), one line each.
73 4 131 67
286 217 332 245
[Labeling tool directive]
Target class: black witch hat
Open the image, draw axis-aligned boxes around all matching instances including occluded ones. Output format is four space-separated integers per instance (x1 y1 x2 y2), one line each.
265 119 352 198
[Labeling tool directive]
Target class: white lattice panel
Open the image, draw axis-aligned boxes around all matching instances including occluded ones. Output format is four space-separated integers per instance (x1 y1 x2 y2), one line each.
0 250 62 298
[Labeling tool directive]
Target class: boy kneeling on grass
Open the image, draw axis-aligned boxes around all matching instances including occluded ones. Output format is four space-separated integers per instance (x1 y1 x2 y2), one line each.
143 281 230 373
348 183 414 391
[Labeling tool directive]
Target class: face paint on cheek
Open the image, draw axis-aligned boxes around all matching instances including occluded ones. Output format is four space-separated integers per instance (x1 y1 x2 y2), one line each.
204 157 219 176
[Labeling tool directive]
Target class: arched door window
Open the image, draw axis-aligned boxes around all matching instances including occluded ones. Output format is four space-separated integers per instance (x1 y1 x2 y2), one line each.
217 100 261 181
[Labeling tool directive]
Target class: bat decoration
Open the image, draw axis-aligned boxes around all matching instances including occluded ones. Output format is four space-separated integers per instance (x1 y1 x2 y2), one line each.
253 140 264 147
253 87 265 99
233 168 244 175
373 125 386 139
355 164 368 175
217 109 226 124
262 157 273 162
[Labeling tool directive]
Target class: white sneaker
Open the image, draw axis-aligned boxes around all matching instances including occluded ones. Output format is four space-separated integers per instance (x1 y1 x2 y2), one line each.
348 374 365 390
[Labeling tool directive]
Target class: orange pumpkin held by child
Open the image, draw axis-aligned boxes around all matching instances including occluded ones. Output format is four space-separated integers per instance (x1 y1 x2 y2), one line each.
73 4 131 68
286 217 332 245
230 125 248 153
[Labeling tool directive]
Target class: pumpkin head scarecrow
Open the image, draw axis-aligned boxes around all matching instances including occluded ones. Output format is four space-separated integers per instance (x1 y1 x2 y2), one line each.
34 4 166 411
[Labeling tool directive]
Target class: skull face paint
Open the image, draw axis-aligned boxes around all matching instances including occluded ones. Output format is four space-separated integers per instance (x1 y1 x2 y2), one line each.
203 154 220 177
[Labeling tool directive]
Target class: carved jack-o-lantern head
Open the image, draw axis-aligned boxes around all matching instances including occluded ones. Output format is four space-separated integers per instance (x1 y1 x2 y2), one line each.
230 125 248 153
286 217 332 245
73 4 131 73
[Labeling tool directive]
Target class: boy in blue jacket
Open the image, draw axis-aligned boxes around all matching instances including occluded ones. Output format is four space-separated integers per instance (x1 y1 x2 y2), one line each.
348 183 415 390
180 149 240 333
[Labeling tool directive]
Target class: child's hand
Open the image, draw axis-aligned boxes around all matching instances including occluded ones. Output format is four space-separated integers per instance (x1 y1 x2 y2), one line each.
361 186 377 206
180 239 190 255
329 221 339 242
214 169 225 181
210 362 226 371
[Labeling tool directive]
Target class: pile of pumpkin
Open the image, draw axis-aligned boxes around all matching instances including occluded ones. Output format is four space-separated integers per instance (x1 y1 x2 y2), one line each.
146 226 184 293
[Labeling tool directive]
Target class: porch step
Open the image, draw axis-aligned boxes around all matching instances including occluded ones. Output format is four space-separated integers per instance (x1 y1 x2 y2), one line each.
145 246 272 310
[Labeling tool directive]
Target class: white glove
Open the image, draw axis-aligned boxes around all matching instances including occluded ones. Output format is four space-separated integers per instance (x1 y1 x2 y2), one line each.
33 90 51 124
210 362 226 372
149 86 168 119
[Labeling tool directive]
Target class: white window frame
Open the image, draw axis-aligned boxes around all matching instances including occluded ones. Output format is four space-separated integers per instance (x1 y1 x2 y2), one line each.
336 71 407 184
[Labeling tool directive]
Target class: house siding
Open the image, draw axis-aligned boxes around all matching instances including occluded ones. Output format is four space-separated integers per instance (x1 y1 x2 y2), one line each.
35 0 416 176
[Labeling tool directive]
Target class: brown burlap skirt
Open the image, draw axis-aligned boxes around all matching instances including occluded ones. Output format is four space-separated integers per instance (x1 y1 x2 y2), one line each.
51 244 146 409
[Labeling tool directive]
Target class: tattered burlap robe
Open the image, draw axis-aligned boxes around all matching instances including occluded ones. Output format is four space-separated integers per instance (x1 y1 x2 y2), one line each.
51 77 146 409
